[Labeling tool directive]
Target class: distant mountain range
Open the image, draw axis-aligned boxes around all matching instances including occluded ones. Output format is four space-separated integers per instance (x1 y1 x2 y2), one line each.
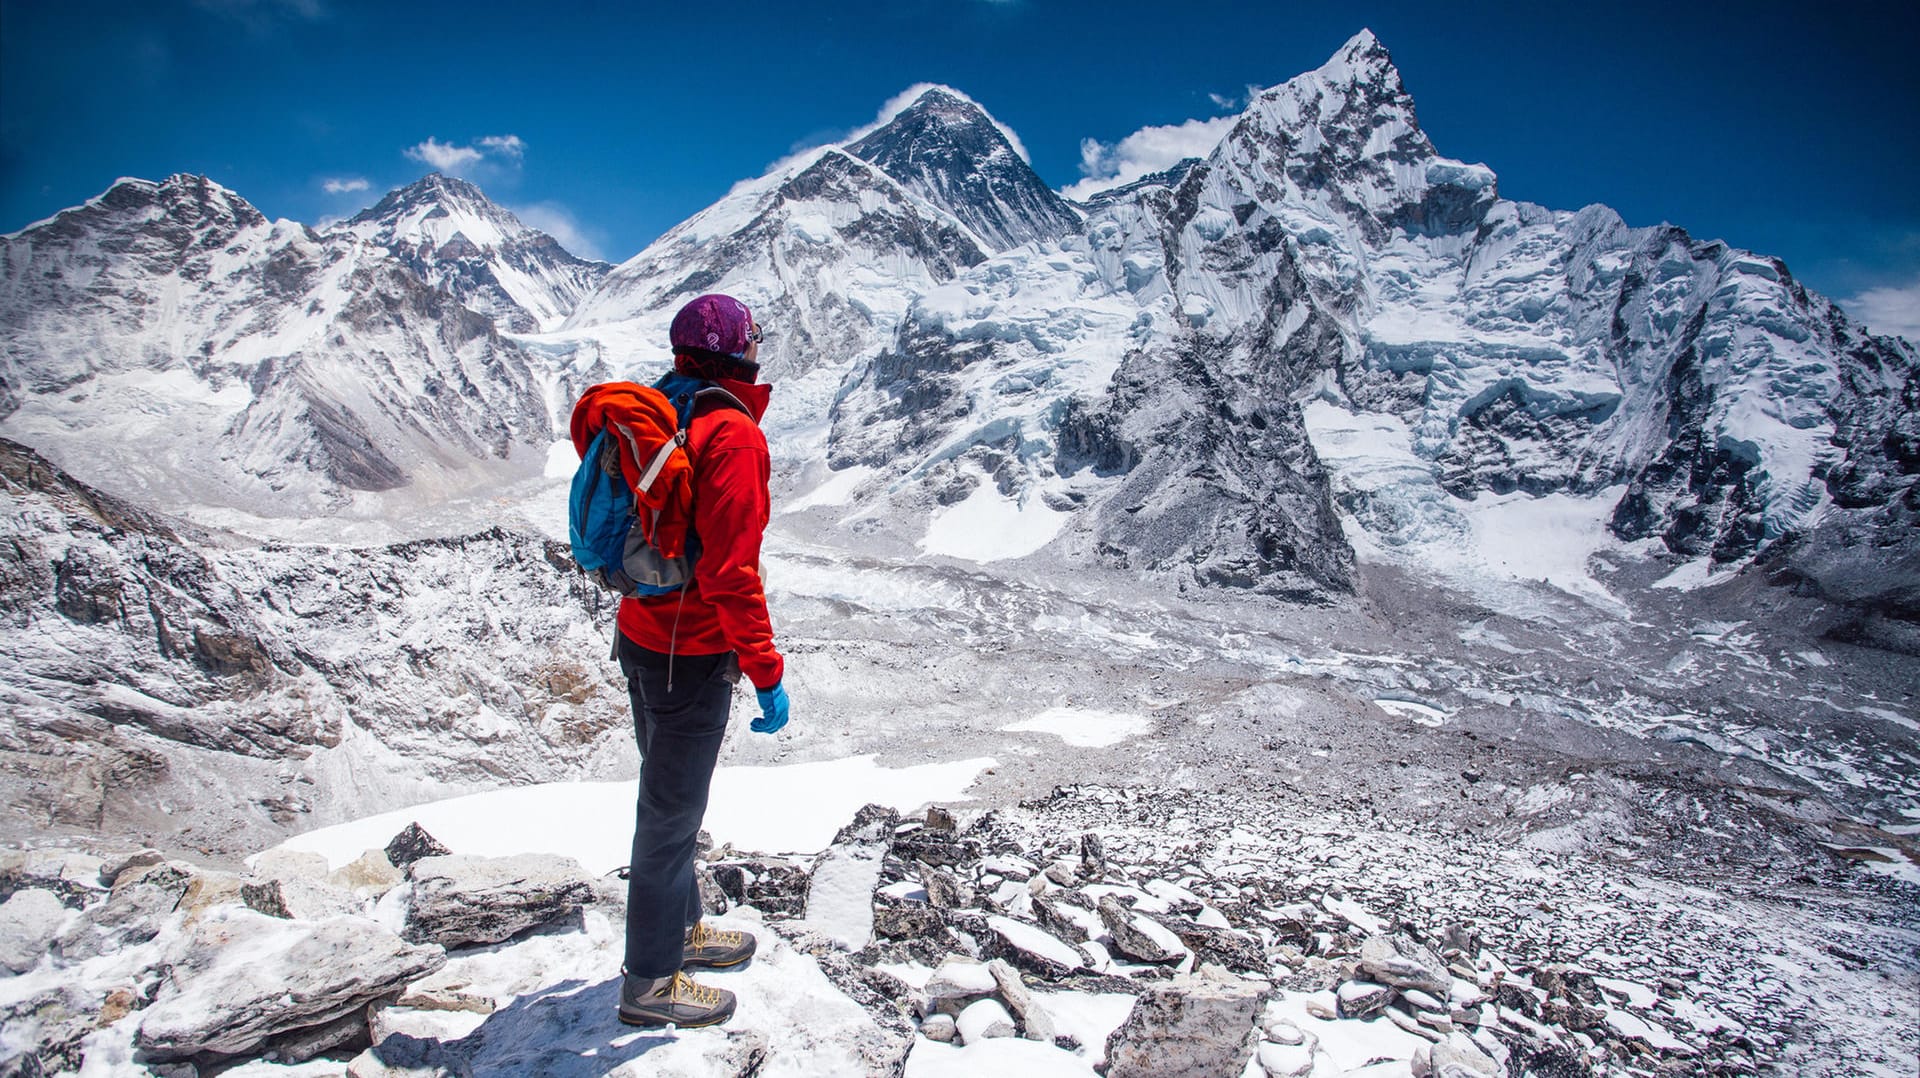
5 31 1908 609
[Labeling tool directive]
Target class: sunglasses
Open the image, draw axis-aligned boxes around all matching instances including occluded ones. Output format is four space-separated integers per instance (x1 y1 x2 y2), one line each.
746 324 765 344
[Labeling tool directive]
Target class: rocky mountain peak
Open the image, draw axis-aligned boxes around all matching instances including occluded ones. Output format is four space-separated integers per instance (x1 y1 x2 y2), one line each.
847 85 1080 252
25 173 270 246
343 173 534 253
336 174 608 333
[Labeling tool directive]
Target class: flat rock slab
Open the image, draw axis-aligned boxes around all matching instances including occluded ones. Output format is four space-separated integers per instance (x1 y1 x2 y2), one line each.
135 908 445 1062
1359 933 1451 995
402 853 595 949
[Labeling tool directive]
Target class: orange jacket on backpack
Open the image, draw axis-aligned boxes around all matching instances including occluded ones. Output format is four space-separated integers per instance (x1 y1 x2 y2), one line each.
614 376 784 691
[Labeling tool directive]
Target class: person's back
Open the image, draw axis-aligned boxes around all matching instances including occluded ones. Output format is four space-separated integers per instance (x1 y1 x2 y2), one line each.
605 293 791 1030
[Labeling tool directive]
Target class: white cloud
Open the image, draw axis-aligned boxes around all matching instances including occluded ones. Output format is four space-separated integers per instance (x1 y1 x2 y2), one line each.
478 135 525 159
1843 276 1920 342
1058 114 1238 202
512 201 608 262
322 177 369 194
404 134 524 176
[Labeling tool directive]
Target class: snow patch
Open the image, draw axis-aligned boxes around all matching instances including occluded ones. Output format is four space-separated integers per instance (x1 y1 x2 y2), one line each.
1001 708 1151 748
267 755 996 871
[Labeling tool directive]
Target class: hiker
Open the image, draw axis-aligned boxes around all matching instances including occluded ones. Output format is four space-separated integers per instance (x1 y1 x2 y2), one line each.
613 293 790 1029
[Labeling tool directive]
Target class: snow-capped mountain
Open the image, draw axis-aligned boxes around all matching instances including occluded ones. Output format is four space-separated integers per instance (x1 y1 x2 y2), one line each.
0 174 554 531
845 86 1082 253
804 31 1920 610
333 173 609 334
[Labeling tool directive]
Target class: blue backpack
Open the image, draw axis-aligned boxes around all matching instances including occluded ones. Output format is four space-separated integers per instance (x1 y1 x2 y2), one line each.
568 372 747 598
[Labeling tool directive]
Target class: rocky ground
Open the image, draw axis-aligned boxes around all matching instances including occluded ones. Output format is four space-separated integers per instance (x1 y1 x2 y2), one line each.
1 780 1912 1076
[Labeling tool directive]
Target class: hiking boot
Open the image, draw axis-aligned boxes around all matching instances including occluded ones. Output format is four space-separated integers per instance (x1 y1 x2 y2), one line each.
617 970 736 1028
683 921 757 970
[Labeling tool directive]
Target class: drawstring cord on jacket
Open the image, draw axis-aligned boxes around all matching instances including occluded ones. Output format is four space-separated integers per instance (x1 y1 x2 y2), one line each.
665 584 689 693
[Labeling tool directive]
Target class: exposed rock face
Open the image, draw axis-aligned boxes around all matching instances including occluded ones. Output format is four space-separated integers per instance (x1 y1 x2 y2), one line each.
400 853 596 949
0 440 631 859
846 87 1081 253
134 907 445 1062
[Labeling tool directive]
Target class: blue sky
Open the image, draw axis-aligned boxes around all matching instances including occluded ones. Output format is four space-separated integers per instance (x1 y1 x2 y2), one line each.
3 0 1916 336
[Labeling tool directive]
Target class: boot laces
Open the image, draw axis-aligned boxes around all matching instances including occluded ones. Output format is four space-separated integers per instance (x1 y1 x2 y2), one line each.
670 971 721 1006
689 922 742 949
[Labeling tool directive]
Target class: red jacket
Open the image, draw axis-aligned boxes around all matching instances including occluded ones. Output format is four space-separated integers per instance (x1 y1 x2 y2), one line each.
616 377 784 690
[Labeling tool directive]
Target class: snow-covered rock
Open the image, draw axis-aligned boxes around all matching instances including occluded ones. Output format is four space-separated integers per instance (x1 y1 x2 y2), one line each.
134 907 445 1062
399 852 596 949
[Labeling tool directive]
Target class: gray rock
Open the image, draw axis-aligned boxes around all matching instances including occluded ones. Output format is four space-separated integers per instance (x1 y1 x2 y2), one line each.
1337 978 1392 1019
1359 933 1452 995
1103 973 1270 1078
383 822 452 869
401 853 594 949
0 889 68 973
926 956 999 1001
243 875 364 921
987 958 1057 1042
981 914 1084 979
57 860 195 958
1098 895 1189 963
134 908 444 1062
921 1012 958 1042
920 860 974 910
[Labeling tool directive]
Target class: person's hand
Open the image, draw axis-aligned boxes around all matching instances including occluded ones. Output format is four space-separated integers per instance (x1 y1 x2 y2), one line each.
752 682 790 734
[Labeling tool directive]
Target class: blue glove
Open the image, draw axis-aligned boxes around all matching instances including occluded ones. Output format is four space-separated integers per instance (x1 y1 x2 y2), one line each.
752 682 790 734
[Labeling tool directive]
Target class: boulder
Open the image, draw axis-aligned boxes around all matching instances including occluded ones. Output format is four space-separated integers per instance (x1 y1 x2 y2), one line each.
1098 895 1190 964
1337 979 1392 1019
925 956 999 1002
134 908 444 1062
0 889 68 973
982 914 1084 978
1103 973 1270 1078
401 854 595 949
921 1013 958 1042
1359 933 1452 995
383 823 452 869
955 997 1016 1044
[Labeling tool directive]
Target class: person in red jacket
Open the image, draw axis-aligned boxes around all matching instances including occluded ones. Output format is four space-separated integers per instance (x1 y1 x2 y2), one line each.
616 293 789 1030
